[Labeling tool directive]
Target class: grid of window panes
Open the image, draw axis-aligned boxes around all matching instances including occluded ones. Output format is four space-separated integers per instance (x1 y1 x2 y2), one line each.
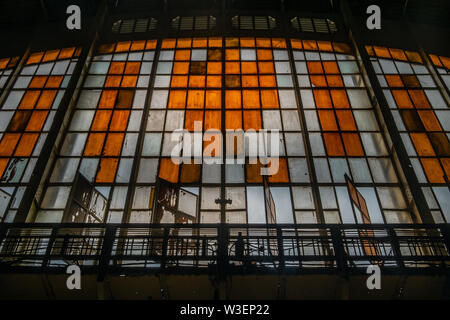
132 37 316 225
35 40 156 223
429 54 450 91
0 47 80 222
294 39 413 224
367 46 450 223
0 56 20 94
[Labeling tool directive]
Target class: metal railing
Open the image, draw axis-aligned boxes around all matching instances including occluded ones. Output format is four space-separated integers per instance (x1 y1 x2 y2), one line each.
0 223 449 278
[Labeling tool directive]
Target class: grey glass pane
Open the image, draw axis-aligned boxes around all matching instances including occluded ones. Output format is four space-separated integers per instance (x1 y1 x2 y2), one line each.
348 158 372 183
3 91 24 110
292 186 315 210
154 75 171 87
41 187 71 209
50 158 80 182
285 133 305 156
329 158 350 183
76 90 101 109
226 187 246 209
142 133 162 156
116 159 134 183
288 158 309 182
137 158 158 183
156 62 173 74
150 90 168 108
13 76 32 88
225 164 244 183
79 158 99 182
314 158 331 183
353 110 379 131
159 50 174 61
319 186 337 209
278 89 296 108
36 62 54 75
276 75 293 87
132 90 147 109
69 110 95 131
273 50 288 60
368 158 398 183
60 133 87 156
275 62 291 74
247 187 265 223
146 110 165 131
347 89 371 108
191 49 207 61
89 62 110 74
201 187 220 210
338 61 359 74
83 75 106 87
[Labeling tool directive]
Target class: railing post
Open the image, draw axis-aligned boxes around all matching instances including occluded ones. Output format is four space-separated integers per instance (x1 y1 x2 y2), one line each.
217 224 229 279
330 226 347 273
160 227 170 271
0 224 7 244
387 227 405 269
42 227 58 268
97 225 116 282
277 227 285 271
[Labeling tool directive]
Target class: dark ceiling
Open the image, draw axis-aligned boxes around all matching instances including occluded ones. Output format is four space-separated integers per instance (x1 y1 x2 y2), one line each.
0 0 448 28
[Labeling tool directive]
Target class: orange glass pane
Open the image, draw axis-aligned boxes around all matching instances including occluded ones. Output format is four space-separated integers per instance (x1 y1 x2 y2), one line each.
145 40 157 50
159 158 179 183
0 158 9 178
116 90 134 109
373 46 391 59
365 46 375 57
392 90 413 109
313 90 332 108
96 158 119 183
271 38 286 48
177 38 192 48
98 90 118 108
124 62 141 74
205 111 221 130
84 133 106 156
259 75 276 87
205 90 221 109
105 75 122 87
258 62 275 74
326 75 344 87
323 61 339 74
257 49 273 61
307 62 324 74
417 110 442 131
225 90 241 109
173 62 189 75
193 38 207 48
185 111 203 131
323 133 345 156
226 38 239 47
206 76 222 88
161 39 176 49
42 50 59 62
168 90 187 108
256 38 272 48
7 111 32 131
441 158 450 180
388 48 407 61
209 37 222 48
130 40 145 51
207 62 222 74
341 133 364 156
310 75 327 87
317 41 333 52
243 110 261 130
405 51 422 64
226 111 242 130
385 75 404 87
241 62 257 74
241 37 255 47
175 49 191 61
26 52 44 65
408 90 431 109
225 75 241 88
102 133 124 156
410 133 436 156
302 40 318 51
29 76 48 88
269 158 289 183
25 111 48 132
429 54 442 67
246 162 263 183
261 90 279 108
318 110 338 131
401 75 420 87
330 90 350 108
189 75 205 87
225 62 240 74
429 133 450 157
441 56 450 69
243 90 260 109
14 133 39 156
121 75 138 87
171 75 188 87
109 110 130 131
0 134 20 156
420 158 445 183
115 41 131 52
291 39 303 50
97 44 114 54
333 42 352 55
91 110 112 131
36 90 57 109
180 163 201 183
336 110 357 131
0 58 9 69
226 49 240 60
187 90 205 109
19 91 41 109
109 62 125 74
242 75 258 87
